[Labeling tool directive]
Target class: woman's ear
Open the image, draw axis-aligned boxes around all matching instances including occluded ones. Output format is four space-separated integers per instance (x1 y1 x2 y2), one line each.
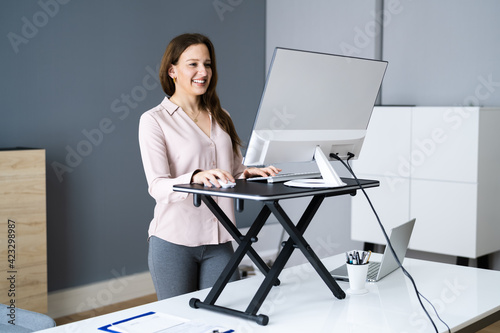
168 65 176 79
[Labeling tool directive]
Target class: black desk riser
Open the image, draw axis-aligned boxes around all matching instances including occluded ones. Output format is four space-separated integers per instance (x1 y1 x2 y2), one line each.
173 177 379 325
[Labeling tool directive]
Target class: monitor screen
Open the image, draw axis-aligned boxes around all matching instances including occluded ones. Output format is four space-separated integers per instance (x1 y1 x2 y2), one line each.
243 48 388 168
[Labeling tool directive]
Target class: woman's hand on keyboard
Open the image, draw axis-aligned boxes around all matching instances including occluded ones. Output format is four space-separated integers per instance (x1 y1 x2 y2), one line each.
243 166 282 179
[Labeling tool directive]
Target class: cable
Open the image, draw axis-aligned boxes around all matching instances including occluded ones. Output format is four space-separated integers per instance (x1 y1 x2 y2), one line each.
331 153 451 333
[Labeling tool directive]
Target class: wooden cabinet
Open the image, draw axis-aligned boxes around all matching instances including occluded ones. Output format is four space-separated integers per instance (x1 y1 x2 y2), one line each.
351 107 500 258
0 148 47 313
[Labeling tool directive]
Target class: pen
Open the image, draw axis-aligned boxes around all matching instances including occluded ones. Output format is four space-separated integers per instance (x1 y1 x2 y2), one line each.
346 250 371 265
363 250 372 264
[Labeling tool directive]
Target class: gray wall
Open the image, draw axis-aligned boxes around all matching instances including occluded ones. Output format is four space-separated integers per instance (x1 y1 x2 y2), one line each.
267 1 380 65
267 0 500 269
0 0 266 291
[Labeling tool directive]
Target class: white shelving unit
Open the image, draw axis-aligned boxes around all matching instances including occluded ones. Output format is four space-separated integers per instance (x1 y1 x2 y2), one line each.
351 106 500 259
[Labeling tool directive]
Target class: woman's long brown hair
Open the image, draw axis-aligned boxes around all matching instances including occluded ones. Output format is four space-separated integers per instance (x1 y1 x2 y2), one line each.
159 33 242 155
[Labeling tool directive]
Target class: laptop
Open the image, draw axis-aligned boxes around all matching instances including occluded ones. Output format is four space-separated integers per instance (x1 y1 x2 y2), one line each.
330 219 416 282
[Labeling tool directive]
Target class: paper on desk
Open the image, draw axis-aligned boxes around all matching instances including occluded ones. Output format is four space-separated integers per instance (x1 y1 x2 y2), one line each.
112 312 185 332
112 312 232 333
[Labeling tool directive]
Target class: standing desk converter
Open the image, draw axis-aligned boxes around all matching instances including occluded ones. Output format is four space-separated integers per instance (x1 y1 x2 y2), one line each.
173 177 379 325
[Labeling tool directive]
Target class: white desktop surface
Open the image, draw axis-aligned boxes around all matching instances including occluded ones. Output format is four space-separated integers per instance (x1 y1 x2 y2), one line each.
39 254 500 333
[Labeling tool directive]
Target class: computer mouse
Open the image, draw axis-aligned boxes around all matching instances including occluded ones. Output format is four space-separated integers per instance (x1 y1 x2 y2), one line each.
205 179 236 188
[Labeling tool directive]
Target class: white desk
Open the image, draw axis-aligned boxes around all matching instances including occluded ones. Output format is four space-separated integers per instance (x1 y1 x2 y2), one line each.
39 254 500 333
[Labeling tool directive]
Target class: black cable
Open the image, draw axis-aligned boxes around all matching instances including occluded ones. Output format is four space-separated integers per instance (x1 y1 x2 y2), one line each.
332 153 451 333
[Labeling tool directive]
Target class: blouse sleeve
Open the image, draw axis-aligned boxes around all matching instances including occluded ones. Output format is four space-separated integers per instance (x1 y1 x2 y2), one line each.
233 147 247 179
138 112 194 204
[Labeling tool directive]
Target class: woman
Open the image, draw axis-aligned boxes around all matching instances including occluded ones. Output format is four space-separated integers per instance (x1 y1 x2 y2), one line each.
138 33 280 300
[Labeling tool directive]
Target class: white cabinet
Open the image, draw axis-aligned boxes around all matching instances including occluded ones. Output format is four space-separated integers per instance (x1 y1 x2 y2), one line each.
351 106 500 258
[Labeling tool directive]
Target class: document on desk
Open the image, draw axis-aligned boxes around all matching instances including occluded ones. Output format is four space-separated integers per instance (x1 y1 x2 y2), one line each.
98 311 233 333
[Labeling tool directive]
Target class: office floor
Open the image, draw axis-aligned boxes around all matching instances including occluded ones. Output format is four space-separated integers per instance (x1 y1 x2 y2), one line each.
483 322 500 333
53 293 500 332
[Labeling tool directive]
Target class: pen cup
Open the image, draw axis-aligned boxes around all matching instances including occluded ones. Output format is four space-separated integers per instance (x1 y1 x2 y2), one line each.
346 262 369 295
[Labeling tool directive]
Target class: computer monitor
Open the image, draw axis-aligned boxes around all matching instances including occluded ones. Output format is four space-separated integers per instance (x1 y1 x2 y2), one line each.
243 47 388 187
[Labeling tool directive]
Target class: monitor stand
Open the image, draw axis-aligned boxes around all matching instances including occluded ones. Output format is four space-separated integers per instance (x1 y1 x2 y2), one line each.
284 147 347 188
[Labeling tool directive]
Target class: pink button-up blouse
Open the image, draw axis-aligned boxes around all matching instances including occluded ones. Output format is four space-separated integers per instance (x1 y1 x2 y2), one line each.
138 97 246 246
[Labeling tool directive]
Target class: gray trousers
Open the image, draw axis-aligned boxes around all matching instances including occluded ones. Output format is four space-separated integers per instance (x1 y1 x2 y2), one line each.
148 236 240 300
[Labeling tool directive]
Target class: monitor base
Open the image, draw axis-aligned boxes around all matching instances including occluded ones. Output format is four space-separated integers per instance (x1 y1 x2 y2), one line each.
284 147 347 188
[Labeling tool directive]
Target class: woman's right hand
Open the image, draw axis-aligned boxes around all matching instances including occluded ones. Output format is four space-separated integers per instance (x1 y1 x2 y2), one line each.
191 169 235 188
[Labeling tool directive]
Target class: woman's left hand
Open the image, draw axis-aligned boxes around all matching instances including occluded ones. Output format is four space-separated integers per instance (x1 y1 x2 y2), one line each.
243 166 282 179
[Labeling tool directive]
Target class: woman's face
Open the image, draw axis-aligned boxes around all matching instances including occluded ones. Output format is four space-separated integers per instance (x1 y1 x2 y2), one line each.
170 43 212 98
